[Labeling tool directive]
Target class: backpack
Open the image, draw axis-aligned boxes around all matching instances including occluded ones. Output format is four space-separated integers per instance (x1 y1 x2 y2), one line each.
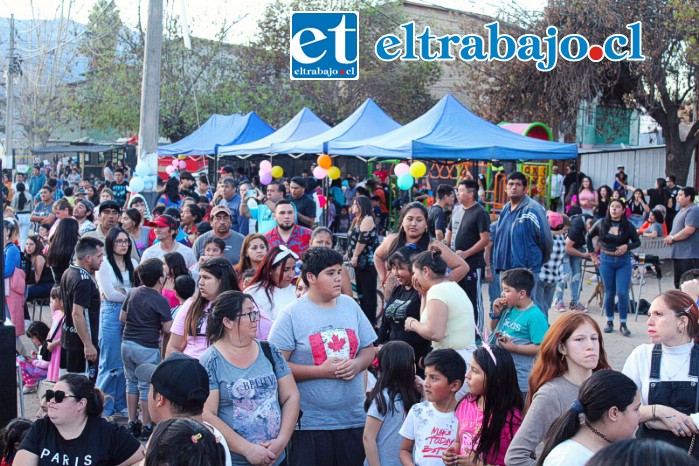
260 340 304 428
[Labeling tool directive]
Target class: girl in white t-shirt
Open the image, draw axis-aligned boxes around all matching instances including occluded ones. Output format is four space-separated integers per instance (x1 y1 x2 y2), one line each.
245 245 298 322
538 370 641 466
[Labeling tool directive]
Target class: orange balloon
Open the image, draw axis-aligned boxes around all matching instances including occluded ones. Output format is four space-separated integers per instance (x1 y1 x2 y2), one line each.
317 154 332 169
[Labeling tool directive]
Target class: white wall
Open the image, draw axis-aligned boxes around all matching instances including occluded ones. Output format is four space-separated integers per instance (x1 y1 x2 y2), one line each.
579 145 695 190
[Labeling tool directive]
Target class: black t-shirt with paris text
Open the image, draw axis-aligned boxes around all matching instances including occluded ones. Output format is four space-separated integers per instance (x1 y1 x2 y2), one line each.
60 265 101 351
19 416 141 466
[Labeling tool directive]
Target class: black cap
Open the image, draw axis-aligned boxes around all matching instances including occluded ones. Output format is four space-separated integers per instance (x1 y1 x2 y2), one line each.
98 200 121 214
135 353 209 406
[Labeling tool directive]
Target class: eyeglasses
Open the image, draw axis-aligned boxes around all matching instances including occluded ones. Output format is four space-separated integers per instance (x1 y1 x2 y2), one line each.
239 310 260 323
114 239 130 245
45 390 80 403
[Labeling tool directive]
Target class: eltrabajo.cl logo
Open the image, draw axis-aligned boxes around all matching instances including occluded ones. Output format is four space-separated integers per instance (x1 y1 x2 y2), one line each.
290 11 359 80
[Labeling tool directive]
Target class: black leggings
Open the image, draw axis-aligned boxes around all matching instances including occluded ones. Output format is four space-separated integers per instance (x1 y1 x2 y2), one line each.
354 265 378 326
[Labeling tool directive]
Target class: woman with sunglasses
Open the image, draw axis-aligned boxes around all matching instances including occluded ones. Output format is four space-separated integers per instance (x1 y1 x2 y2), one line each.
244 246 298 323
622 290 699 459
15 373 144 466
201 291 300 466
166 257 240 359
95 227 138 417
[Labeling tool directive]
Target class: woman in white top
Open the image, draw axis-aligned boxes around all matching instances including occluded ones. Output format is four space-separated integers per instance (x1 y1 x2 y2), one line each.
245 246 298 322
622 290 699 458
538 370 641 466
95 227 138 416
404 247 475 366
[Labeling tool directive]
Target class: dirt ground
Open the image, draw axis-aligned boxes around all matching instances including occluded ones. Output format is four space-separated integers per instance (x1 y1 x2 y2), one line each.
14 262 674 420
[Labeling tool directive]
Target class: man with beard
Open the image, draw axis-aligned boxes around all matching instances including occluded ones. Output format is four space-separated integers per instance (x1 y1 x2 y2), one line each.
492 172 553 316
73 199 96 236
83 200 140 262
256 181 296 235
191 205 245 265
264 199 313 255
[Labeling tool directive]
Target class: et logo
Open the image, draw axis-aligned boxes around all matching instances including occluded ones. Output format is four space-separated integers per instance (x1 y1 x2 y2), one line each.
290 12 359 80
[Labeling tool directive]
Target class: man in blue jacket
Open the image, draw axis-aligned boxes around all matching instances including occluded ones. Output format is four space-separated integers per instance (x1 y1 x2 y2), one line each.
493 171 553 316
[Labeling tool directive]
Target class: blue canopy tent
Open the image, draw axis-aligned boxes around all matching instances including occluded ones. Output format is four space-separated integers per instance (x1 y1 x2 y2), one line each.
216 108 331 157
157 112 274 156
270 98 401 155
327 94 578 160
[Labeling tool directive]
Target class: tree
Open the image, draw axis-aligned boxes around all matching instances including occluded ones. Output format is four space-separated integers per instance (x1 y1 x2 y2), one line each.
453 0 699 184
73 0 241 141
225 0 442 127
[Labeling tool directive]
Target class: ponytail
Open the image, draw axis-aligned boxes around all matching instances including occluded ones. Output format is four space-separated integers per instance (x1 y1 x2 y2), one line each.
412 246 447 276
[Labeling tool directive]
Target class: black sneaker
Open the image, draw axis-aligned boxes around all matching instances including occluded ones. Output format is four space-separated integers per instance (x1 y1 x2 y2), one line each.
140 423 155 440
620 324 631 337
603 321 614 333
127 420 142 438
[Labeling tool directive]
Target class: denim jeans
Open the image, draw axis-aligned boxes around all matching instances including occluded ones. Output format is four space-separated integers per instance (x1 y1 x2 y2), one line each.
487 271 501 313
568 255 583 304
96 300 127 415
599 253 632 322
533 279 556 320
122 339 160 401
555 256 571 304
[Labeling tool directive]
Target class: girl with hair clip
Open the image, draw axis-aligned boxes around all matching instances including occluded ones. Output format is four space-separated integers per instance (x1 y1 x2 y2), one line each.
166 257 241 359
201 291 300 466
145 418 225 466
363 341 422 466
374 202 469 294
538 370 641 466
506 312 610 466
0 418 32 466
404 247 476 394
14 374 144 466
245 246 298 323
4 218 25 338
377 244 431 377
443 346 524 466
622 290 699 458
95 227 138 416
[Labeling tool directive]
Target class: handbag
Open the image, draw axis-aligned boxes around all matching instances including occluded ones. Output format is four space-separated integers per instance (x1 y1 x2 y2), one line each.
39 317 64 362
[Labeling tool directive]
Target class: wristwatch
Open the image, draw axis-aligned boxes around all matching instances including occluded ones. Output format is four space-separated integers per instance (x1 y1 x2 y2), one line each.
669 235 674 243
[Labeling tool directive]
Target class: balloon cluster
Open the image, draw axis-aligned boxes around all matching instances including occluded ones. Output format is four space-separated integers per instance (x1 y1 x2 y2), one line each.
393 161 427 190
165 157 187 178
258 160 284 185
314 154 341 180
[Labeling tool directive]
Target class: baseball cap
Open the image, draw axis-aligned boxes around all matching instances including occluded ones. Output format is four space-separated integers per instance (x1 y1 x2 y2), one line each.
135 353 209 406
220 165 234 175
210 205 231 218
145 214 179 230
76 199 94 213
617 165 625 169
98 200 121 214
74 187 87 196
547 211 564 230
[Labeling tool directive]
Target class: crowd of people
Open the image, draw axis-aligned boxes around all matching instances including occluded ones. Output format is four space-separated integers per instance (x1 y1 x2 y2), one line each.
2 158 699 466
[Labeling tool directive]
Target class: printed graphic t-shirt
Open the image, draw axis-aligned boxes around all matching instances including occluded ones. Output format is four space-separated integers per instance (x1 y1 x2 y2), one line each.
399 401 458 466
200 341 291 466
268 294 377 430
20 416 141 466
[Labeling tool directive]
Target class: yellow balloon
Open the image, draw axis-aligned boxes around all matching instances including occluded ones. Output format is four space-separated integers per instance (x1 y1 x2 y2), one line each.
327 166 341 180
177 154 186 160
410 161 427 178
271 166 284 178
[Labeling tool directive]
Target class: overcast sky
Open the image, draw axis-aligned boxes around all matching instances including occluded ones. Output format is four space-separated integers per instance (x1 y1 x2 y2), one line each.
1 0 546 43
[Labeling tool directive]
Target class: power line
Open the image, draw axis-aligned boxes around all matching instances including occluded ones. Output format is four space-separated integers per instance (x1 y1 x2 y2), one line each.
15 0 115 60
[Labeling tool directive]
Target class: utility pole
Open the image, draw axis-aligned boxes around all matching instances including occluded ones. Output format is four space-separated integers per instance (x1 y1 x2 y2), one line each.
137 0 163 160
4 15 15 169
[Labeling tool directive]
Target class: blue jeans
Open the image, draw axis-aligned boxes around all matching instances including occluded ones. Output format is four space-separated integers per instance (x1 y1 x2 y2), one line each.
488 271 501 312
96 300 127 415
568 255 583 304
122 339 160 401
533 278 556 321
599 253 632 323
